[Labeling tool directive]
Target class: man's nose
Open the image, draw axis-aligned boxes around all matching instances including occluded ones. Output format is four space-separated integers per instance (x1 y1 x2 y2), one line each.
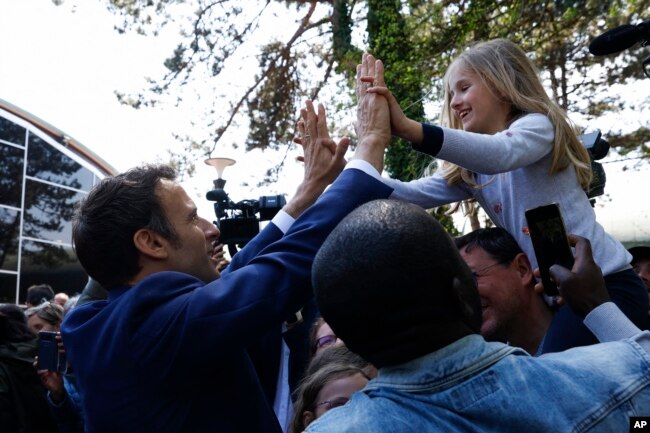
200 217 220 241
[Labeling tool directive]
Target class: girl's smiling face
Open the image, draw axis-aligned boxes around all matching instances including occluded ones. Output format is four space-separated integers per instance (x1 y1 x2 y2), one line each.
447 63 512 135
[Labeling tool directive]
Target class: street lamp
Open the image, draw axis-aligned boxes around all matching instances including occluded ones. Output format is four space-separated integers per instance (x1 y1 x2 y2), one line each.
205 157 236 190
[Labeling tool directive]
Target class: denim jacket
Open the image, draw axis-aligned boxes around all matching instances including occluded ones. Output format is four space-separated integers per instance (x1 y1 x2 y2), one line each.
306 334 650 433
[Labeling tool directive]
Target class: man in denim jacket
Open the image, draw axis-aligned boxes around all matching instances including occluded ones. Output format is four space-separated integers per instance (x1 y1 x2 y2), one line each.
307 199 650 433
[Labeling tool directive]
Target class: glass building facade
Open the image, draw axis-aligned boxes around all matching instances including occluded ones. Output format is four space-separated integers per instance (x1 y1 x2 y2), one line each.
0 102 113 304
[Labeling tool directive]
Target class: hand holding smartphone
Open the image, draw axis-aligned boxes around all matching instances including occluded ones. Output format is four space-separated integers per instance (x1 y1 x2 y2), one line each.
38 331 65 372
525 203 575 296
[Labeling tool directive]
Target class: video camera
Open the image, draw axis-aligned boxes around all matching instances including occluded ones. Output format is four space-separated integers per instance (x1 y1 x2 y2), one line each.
206 187 286 248
579 130 610 200
205 158 287 256
204 157 286 253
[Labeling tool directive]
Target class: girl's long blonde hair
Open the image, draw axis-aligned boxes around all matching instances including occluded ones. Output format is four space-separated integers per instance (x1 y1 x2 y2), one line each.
438 39 591 190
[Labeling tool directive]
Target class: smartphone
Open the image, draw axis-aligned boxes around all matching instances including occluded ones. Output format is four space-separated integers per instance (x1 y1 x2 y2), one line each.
525 203 575 296
38 331 60 372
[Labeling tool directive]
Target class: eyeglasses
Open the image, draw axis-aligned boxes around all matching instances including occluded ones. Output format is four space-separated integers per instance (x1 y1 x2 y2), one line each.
315 334 338 350
471 262 502 279
315 396 349 410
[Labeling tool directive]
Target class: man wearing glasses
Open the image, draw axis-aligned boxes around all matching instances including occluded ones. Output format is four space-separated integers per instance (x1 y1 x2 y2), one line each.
306 199 650 433
455 228 553 355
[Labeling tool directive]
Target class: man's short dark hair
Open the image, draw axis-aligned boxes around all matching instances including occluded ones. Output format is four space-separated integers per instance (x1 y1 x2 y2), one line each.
313 200 481 368
25 284 55 306
455 227 523 265
72 164 178 289
629 246 650 266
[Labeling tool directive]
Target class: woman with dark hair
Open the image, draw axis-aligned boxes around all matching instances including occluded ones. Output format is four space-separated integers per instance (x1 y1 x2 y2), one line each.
0 303 58 432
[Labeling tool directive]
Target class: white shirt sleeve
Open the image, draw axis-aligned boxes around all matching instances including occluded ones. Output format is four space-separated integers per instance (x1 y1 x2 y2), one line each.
271 159 382 233
584 301 643 342
271 211 295 234
584 302 650 356
346 159 382 180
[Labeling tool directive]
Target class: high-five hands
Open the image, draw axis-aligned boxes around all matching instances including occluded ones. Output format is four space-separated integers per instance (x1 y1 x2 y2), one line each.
359 53 422 144
353 53 391 172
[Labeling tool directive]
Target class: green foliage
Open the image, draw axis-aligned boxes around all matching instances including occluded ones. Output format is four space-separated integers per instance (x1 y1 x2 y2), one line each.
332 0 361 75
246 42 298 151
429 207 461 237
366 0 464 234
366 0 432 182
608 127 650 159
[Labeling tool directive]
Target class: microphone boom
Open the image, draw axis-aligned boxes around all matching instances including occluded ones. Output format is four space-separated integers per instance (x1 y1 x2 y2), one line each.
589 20 649 56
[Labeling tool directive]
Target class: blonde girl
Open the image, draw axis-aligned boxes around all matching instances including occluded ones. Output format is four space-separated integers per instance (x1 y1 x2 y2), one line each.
362 40 646 353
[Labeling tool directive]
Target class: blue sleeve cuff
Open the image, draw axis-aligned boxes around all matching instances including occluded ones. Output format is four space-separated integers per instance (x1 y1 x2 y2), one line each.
412 123 444 156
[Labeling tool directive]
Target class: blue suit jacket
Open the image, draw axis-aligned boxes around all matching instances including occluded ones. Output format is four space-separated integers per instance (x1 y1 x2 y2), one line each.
61 168 392 433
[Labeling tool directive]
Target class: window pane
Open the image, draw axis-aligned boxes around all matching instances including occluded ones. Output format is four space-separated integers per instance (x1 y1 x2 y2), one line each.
0 143 24 207
19 240 87 303
0 207 20 271
0 116 26 145
0 273 18 304
27 133 94 191
24 179 83 244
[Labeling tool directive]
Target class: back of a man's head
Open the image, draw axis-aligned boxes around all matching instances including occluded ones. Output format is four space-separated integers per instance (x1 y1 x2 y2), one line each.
313 200 481 369
25 284 55 307
72 164 177 289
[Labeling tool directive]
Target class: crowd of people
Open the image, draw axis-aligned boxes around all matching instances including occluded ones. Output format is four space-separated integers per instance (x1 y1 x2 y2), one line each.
1 39 650 432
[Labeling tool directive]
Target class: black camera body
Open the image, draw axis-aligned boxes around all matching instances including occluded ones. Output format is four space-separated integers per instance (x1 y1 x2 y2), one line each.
579 130 610 200
206 187 286 248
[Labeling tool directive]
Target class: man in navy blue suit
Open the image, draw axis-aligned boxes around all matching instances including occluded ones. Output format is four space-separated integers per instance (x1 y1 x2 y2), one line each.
61 79 393 433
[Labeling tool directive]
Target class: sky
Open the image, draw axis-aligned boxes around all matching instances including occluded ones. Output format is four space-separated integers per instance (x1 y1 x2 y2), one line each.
0 0 308 218
0 0 648 244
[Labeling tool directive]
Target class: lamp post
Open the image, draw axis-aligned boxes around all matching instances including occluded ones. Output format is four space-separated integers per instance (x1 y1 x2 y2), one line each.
205 157 236 189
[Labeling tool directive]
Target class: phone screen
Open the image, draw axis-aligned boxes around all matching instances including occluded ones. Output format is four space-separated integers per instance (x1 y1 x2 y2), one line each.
525 204 574 296
38 331 59 372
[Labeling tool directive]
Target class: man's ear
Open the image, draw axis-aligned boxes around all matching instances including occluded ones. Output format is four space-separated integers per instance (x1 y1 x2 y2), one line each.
133 229 169 260
513 253 534 285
